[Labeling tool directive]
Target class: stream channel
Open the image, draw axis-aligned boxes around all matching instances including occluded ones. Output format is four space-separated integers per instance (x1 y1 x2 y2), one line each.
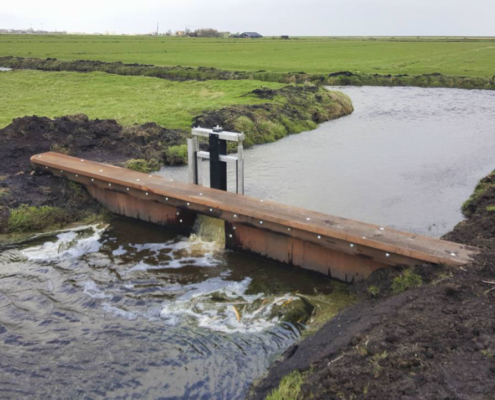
1 86 494 399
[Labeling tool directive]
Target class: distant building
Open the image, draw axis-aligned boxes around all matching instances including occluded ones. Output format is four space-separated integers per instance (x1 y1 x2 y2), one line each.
281 35 289 40
175 31 185 37
239 32 263 39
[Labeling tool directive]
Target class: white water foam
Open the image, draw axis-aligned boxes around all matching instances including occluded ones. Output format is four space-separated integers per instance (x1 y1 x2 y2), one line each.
21 225 106 261
159 277 297 333
126 235 221 272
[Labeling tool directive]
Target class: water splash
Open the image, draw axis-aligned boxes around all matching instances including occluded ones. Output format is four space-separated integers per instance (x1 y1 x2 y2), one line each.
20 224 107 261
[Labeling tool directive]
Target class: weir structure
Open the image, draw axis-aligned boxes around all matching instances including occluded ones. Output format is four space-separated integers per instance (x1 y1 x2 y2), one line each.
31 144 476 283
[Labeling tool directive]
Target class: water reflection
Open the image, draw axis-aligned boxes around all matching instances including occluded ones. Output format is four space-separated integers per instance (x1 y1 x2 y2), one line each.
0 219 350 399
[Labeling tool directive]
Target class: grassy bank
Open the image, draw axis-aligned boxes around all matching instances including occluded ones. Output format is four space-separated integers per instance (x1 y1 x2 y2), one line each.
1 35 494 77
2 56 494 91
251 171 495 400
0 69 284 129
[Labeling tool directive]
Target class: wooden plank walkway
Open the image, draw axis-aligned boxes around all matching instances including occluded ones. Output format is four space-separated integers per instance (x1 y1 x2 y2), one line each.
31 152 477 272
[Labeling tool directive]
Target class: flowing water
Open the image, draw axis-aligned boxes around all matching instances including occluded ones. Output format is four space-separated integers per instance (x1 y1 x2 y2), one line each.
1 86 495 399
164 86 495 237
0 219 349 400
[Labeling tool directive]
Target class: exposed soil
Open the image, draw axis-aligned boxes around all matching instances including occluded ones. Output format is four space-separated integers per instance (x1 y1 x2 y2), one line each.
248 176 495 399
2 56 494 90
0 114 186 233
0 84 352 234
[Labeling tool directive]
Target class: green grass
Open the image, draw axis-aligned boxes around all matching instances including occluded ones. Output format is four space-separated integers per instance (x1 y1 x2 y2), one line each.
462 171 495 217
391 270 423 294
124 159 161 173
266 370 305 400
0 69 284 129
164 145 188 165
1 35 494 77
7 204 69 233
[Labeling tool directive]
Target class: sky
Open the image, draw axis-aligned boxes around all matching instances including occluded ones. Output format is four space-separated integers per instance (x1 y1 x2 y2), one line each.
1 0 493 36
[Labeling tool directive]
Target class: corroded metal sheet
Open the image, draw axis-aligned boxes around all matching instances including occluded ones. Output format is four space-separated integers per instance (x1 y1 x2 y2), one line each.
229 224 386 282
30 152 478 282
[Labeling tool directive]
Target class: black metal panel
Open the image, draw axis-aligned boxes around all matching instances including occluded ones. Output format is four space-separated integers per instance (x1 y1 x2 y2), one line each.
209 133 227 191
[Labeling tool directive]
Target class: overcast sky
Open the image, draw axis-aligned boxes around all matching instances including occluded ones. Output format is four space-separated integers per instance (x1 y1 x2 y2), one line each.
1 0 493 36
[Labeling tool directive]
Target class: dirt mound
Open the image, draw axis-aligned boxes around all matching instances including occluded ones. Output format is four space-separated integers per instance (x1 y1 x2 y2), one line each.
0 115 186 233
248 178 495 400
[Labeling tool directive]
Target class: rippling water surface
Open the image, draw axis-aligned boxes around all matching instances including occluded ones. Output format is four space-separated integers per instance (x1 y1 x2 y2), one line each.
0 220 348 399
2 86 495 399
165 86 495 237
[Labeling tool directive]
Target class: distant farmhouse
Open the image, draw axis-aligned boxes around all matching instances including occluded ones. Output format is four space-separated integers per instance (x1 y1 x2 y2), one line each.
239 32 263 38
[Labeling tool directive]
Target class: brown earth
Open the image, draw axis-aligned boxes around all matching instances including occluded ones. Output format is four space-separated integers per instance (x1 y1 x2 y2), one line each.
2 57 494 90
0 84 352 234
248 175 495 399
0 114 186 233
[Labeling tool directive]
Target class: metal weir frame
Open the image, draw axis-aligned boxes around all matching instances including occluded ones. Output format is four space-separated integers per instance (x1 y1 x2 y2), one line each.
187 126 245 194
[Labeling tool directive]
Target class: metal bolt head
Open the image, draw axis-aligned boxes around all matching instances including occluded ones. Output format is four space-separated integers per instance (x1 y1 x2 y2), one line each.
259 221 263 225
385 253 390 257
306 218 311 221
318 235 321 239
350 243 354 247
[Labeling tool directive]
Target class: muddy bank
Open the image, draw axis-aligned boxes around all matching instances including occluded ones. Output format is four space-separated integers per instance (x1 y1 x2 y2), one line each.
0 115 186 234
249 172 495 399
0 85 352 234
1 56 494 90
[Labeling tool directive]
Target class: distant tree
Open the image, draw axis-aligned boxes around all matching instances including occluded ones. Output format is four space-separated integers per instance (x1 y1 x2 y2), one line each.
194 28 222 38
166 29 173 36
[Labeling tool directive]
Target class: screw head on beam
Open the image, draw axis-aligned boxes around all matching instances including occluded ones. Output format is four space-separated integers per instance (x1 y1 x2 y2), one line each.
385 253 390 257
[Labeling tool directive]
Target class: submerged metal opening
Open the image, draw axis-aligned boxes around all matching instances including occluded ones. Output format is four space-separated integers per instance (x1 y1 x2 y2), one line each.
193 214 226 247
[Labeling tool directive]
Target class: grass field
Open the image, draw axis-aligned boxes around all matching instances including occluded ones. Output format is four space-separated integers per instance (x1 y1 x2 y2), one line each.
1 35 494 77
0 70 284 129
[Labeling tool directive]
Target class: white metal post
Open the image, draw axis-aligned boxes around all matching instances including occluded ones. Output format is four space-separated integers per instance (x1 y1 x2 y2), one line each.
237 141 244 195
187 138 195 184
